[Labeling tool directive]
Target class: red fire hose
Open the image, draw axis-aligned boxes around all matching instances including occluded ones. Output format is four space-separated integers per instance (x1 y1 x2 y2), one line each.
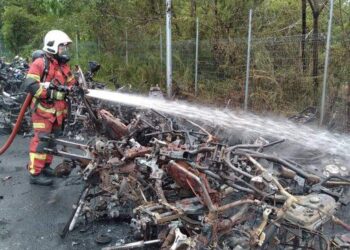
0 93 32 155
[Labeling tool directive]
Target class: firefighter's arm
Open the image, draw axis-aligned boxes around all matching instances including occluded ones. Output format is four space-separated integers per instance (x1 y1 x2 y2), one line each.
24 58 49 99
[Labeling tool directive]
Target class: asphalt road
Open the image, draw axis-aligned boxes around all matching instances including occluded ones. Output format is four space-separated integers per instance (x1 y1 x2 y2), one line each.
1 134 349 250
0 135 129 250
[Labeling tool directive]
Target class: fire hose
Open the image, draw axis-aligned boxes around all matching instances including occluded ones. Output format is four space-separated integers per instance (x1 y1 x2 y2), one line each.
0 93 32 155
0 83 71 155
0 89 94 156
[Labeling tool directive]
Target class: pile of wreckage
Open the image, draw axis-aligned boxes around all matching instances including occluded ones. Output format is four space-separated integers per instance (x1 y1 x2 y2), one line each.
42 91 350 250
0 56 31 134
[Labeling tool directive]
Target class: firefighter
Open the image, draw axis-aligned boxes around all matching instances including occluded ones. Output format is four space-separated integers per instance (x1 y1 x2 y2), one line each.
24 30 76 185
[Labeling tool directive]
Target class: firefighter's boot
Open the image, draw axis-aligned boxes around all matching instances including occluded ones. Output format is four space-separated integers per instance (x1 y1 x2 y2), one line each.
29 173 53 186
42 164 56 177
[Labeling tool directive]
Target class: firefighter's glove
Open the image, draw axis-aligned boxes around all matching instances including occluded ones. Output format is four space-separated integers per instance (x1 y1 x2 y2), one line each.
47 89 66 100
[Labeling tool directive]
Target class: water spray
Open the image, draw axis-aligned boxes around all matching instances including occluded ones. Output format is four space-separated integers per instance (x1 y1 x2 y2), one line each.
86 89 350 161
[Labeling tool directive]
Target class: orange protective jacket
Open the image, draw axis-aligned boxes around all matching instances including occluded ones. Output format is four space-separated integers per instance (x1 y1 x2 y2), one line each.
26 56 76 125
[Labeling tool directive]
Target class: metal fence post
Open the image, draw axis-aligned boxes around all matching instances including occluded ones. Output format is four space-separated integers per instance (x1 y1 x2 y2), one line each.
244 9 253 111
320 0 334 126
166 0 172 98
195 17 199 97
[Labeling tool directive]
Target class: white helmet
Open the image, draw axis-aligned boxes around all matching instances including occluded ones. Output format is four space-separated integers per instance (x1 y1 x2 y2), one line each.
43 30 72 54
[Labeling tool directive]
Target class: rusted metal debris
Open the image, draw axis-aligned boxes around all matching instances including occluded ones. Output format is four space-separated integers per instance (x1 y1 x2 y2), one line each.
44 95 350 250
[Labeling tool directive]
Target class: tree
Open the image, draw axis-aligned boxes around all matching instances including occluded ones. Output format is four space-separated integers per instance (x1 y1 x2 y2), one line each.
1 6 38 54
307 0 328 104
301 0 307 72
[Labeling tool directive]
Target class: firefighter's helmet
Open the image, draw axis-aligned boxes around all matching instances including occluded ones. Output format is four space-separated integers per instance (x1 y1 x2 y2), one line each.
43 30 72 54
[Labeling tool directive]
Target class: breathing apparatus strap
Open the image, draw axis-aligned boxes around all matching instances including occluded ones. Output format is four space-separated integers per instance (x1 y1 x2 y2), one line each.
41 54 50 83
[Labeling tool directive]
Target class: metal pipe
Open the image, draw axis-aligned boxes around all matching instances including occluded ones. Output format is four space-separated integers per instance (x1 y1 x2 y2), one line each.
204 170 221 180
217 199 260 213
244 9 253 111
2 90 16 99
226 139 285 152
320 0 334 125
221 173 266 195
166 0 172 98
102 239 162 250
224 154 254 179
332 216 350 231
169 160 215 211
246 154 297 201
69 186 90 231
60 185 90 238
222 179 255 194
218 205 250 231
43 138 90 150
229 204 249 223
185 146 215 155
234 149 320 184
44 148 92 161
320 175 350 186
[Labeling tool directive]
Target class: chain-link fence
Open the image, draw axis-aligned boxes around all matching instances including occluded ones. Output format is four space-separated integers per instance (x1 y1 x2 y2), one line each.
0 5 348 131
250 35 326 112
0 34 14 59
69 29 348 132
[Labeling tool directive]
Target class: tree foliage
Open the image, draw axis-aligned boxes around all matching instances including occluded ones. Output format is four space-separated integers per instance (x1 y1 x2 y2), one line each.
0 0 348 122
1 6 38 54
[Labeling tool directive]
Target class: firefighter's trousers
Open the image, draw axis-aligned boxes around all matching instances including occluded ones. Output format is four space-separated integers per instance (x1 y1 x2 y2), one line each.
27 112 62 175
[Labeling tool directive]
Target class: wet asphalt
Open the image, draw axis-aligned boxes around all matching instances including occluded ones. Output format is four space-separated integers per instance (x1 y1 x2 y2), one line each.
1 134 350 250
0 135 129 250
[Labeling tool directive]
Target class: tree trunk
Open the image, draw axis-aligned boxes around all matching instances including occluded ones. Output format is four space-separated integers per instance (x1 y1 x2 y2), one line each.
213 0 220 40
338 0 350 131
301 0 307 73
308 0 328 105
190 0 197 36
312 13 319 104
190 0 196 17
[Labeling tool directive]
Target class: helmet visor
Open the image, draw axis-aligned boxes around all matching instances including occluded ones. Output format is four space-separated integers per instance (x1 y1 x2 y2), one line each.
58 44 70 55
57 44 71 64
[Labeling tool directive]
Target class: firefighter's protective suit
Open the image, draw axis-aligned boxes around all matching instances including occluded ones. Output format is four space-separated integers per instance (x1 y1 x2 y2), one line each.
25 30 76 178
